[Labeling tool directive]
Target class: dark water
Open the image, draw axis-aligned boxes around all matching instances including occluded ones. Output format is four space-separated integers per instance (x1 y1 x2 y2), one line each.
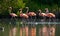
0 18 60 36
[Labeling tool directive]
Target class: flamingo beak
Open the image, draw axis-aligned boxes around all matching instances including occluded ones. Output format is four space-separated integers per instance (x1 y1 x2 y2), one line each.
26 7 29 9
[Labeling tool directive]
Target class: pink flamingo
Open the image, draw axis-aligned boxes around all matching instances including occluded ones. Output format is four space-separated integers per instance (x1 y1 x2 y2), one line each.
38 9 49 36
45 8 55 20
26 7 36 36
39 9 46 21
19 8 29 36
9 7 17 36
19 8 29 19
45 8 56 36
9 7 17 19
26 7 36 21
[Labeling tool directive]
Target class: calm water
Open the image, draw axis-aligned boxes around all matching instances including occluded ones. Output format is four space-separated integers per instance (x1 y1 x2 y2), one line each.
0 18 60 36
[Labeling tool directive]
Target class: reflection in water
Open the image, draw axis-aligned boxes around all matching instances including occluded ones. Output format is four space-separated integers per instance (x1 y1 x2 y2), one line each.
0 18 59 36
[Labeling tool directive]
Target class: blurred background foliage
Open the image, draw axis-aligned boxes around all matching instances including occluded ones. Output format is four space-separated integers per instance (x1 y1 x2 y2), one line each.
0 0 59 17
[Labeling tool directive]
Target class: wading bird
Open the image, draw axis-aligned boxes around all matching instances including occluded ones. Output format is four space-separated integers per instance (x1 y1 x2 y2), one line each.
26 7 36 36
9 7 17 36
45 8 55 21
45 8 56 36
26 7 36 21
19 8 29 36
38 9 46 21
38 9 49 36
9 7 17 19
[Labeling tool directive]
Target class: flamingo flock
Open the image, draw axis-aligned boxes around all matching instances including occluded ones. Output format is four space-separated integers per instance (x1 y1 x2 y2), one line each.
9 7 56 36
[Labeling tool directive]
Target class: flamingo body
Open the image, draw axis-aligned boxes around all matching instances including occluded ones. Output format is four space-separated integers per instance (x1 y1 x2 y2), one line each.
39 13 46 17
46 13 55 18
20 13 29 19
27 12 36 16
10 13 17 17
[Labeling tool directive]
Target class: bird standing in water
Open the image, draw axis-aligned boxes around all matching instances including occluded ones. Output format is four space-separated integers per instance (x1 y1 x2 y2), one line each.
38 9 48 36
9 7 17 36
26 7 36 36
45 8 56 36
19 8 29 36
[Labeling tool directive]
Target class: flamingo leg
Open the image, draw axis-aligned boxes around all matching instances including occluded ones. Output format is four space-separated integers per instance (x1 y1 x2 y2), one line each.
24 18 28 36
48 18 52 36
9 17 14 36
22 18 28 36
20 18 24 36
34 16 36 22
31 16 36 36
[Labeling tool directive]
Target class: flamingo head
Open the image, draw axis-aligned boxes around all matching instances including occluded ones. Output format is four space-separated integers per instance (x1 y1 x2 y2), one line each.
45 8 48 10
9 7 12 10
38 9 41 13
45 8 49 13
19 8 22 11
26 7 29 9
19 8 22 13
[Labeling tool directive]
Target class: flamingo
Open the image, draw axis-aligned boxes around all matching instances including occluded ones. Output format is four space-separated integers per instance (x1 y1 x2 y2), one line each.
19 8 29 36
9 7 17 36
38 9 49 36
26 7 36 21
45 8 55 21
9 7 17 19
45 8 56 36
38 9 46 21
26 7 36 36
19 9 29 19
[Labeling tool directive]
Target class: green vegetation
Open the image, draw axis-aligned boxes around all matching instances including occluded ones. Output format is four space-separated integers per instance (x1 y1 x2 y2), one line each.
0 0 59 16
0 0 25 16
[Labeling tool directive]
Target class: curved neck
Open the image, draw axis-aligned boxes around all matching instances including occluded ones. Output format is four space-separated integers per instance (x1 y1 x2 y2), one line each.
9 7 13 13
9 9 12 13
26 8 29 13
46 9 49 13
39 10 41 14
19 9 22 14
